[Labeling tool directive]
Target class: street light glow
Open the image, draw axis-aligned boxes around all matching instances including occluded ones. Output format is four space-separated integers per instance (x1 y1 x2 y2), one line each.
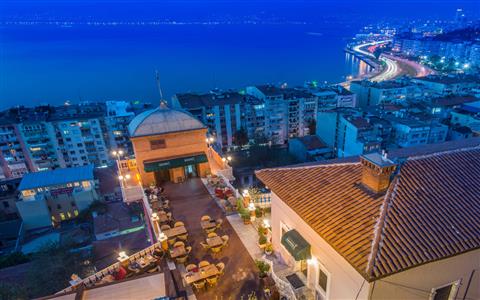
227 156 232 161
118 175 124 180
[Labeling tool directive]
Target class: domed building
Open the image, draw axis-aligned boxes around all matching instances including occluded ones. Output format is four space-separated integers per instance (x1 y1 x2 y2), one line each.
128 103 211 185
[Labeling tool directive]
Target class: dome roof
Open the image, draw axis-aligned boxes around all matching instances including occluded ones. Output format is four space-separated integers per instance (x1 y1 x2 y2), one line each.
128 104 206 138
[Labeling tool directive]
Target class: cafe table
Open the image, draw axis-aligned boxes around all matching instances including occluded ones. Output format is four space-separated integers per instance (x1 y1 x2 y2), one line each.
200 219 217 230
163 226 187 239
170 245 186 259
183 264 219 285
206 236 223 248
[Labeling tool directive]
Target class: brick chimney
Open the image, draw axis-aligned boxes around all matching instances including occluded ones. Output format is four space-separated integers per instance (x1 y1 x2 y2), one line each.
360 151 397 193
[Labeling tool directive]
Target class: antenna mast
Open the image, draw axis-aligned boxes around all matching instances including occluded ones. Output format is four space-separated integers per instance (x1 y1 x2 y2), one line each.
155 70 165 105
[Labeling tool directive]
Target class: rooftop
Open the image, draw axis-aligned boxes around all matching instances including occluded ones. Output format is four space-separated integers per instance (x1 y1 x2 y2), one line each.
414 75 480 85
293 135 329 151
175 91 248 108
18 164 95 191
351 80 410 89
256 144 480 281
128 104 206 138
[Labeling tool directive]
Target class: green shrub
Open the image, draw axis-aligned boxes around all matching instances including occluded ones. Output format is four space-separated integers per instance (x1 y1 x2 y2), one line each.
258 234 267 245
0 252 30 269
255 260 271 277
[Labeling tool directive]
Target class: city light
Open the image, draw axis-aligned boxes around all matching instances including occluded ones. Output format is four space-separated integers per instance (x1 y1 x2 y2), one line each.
463 63 470 69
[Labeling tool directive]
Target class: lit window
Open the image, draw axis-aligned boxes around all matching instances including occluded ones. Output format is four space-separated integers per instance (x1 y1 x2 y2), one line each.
60 213 66 220
74 210 79 216
67 212 72 218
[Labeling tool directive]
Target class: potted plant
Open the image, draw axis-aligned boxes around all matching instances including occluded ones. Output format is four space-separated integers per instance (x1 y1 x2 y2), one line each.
258 234 267 248
242 212 251 225
264 243 273 255
255 207 262 218
255 259 271 278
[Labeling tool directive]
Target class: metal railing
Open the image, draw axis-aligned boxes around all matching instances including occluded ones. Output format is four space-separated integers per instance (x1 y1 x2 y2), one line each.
262 256 297 300
56 242 162 295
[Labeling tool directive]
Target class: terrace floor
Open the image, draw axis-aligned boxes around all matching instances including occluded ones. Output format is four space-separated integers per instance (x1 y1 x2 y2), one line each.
163 178 263 300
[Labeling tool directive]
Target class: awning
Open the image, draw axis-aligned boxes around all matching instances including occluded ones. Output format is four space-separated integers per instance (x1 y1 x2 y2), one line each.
281 229 311 261
144 154 208 172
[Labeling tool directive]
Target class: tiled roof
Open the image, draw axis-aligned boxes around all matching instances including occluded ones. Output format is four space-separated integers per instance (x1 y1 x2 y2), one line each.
256 146 480 281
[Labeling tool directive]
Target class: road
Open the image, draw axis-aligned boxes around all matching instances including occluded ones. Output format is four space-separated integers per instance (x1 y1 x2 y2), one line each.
371 56 399 82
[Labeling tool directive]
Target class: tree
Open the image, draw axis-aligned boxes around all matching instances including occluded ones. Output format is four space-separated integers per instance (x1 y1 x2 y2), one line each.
0 282 28 300
233 128 249 146
25 242 95 298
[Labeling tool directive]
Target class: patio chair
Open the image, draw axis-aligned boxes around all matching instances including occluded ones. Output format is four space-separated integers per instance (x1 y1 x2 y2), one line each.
200 242 210 250
185 246 192 255
177 233 188 241
206 275 219 287
215 219 223 229
192 280 206 291
199 260 210 268
207 232 218 238
161 224 171 231
175 255 188 265
210 246 222 254
201 215 211 221
221 235 229 247
186 264 197 272
216 262 225 276
173 241 185 248
168 237 176 246
166 212 173 220
174 221 185 227
204 227 216 234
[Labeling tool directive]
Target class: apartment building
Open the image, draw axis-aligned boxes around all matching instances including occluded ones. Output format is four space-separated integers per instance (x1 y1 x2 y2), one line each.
388 117 448 147
350 80 416 107
246 85 318 144
0 120 31 180
0 101 152 180
451 101 480 135
16 164 98 230
411 75 480 96
173 90 261 149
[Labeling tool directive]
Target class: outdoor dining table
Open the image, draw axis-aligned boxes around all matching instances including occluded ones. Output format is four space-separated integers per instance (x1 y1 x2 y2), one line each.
137 255 156 269
163 226 187 239
201 219 217 230
183 264 219 285
206 236 223 248
169 245 186 259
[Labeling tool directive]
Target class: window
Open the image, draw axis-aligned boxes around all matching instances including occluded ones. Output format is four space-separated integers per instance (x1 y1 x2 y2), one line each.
431 281 459 300
317 268 328 293
60 213 66 220
150 139 166 150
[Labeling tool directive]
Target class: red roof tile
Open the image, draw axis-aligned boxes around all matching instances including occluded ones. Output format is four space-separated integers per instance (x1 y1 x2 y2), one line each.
256 146 480 281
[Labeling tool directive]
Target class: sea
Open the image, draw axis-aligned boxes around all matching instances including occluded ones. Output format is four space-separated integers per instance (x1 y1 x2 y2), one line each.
0 0 473 108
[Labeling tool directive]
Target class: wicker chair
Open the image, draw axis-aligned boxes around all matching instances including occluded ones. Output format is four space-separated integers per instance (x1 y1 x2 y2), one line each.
175 255 188 265
206 275 219 287
168 237 176 246
177 233 188 241
207 232 217 238
221 235 229 247
200 242 210 250
174 221 185 227
210 246 222 254
173 241 185 248
185 246 192 255
215 219 223 229
204 227 216 234
201 215 211 221
186 264 197 272
192 280 206 291
216 262 225 276
198 260 210 268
